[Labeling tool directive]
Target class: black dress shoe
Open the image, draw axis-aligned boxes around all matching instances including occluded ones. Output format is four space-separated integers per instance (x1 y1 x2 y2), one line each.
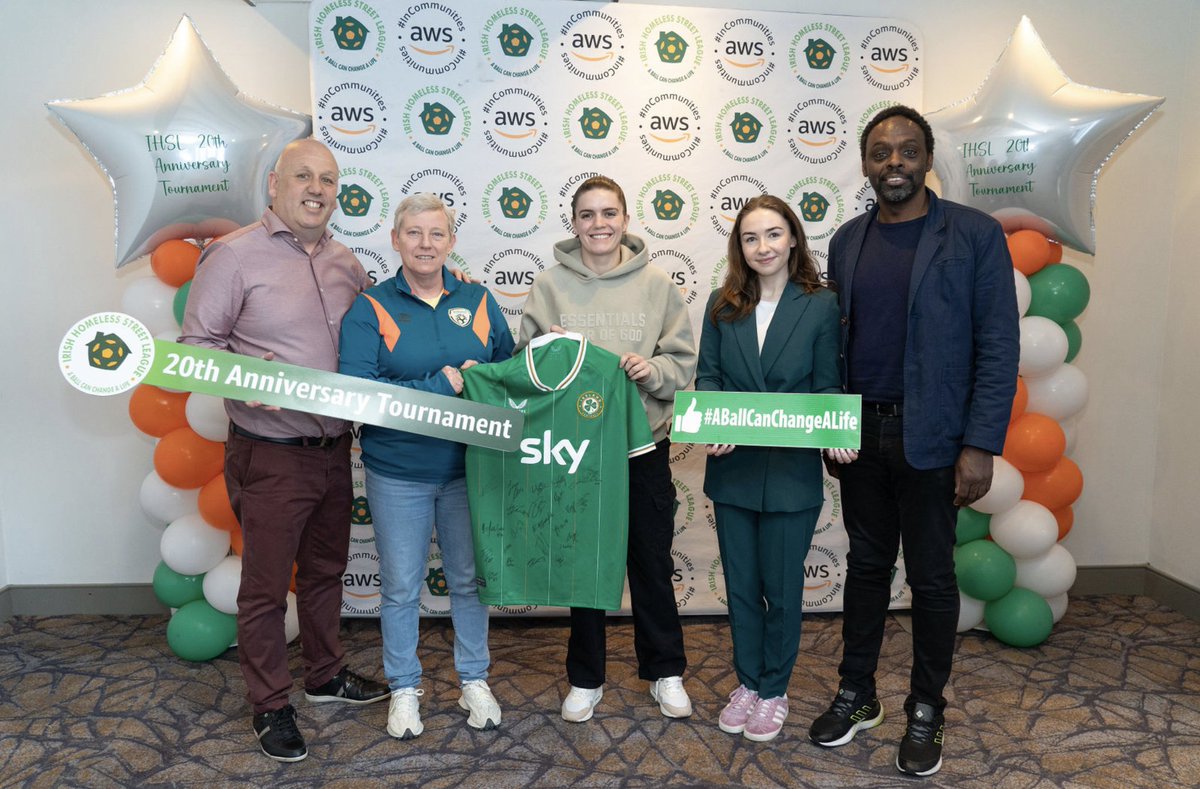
304 666 391 705
252 704 307 762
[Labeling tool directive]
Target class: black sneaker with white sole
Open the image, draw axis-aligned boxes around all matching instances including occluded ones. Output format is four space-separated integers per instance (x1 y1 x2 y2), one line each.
808 687 884 747
896 702 944 776
252 704 307 762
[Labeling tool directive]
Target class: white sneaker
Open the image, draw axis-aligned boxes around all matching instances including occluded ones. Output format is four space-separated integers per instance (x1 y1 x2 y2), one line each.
387 687 424 740
459 679 502 730
650 676 693 718
561 685 603 722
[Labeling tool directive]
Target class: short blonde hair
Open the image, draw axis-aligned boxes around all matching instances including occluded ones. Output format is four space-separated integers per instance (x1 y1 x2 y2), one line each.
393 193 456 234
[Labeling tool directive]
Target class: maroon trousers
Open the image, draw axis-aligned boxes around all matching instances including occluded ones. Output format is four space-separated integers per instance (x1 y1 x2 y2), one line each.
224 429 352 713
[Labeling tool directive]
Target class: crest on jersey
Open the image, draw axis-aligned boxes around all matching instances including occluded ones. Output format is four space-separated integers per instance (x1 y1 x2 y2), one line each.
577 390 604 419
448 307 472 327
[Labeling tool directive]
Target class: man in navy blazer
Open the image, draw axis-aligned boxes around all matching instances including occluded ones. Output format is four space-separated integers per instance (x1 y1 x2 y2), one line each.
808 106 1019 777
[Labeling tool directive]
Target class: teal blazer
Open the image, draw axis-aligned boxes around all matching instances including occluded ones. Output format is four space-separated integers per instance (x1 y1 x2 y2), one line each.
695 283 842 513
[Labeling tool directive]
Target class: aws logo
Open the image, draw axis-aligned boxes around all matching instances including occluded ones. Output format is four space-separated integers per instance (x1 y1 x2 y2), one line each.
562 91 627 160
419 551 451 615
330 166 390 240
714 97 777 163
708 174 767 237
650 249 700 308
859 25 921 91
482 248 545 317
853 177 878 217
313 1 386 72
316 82 389 155
638 93 702 161
402 86 471 156
669 439 696 465
482 88 549 158
638 15 704 84
555 170 603 233
351 245 391 286
803 544 843 609
481 9 549 78
341 550 381 615
713 17 776 87
397 3 466 75
671 549 697 609
636 175 699 242
481 171 547 241
788 98 848 165
788 22 849 89
559 9 626 82
399 167 469 232
786 176 844 241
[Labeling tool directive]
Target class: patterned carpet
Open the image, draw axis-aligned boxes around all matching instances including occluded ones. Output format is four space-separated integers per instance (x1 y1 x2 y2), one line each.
1 595 1198 788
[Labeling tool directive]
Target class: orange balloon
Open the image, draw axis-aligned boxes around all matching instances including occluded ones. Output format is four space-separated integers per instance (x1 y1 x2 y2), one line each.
151 239 202 288
1053 506 1074 541
128 384 190 437
1003 412 1066 473
1010 376 1028 423
1047 239 1063 264
1022 456 1084 512
1007 229 1051 277
153 426 225 489
198 474 239 532
229 528 244 556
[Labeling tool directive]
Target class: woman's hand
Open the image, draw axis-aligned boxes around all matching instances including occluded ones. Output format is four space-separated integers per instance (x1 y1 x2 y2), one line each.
442 365 464 394
620 352 651 382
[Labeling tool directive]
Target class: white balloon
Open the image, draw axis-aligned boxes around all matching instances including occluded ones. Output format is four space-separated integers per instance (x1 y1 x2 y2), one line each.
202 555 242 615
971 456 1024 514
186 393 230 442
1018 317 1068 378
139 469 199 525
121 277 180 336
957 592 986 632
160 513 230 576
1061 416 1080 456
990 500 1059 559
1014 544 1077 598
1025 363 1089 421
1046 592 1069 624
285 592 300 643
1014 270 1031 317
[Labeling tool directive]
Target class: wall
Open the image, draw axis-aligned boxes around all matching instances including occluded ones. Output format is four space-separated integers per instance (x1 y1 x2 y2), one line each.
0 0 1191 590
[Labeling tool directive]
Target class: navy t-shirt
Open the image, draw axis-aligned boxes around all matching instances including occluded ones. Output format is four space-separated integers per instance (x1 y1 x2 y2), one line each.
847 215 925 403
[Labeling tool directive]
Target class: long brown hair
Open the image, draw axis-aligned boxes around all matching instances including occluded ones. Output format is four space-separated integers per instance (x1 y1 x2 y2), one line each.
710 195 823 323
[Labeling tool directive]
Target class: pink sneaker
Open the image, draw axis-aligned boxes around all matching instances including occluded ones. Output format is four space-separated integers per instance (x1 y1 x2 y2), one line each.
744 695 788 742
718 685 759 734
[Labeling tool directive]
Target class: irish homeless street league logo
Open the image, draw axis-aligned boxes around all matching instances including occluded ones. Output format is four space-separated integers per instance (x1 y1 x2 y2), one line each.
788 22 850 89
562 92 628 160
638 93 702 162
396 3 467 75
482 171 548 240
786 176 844 241
636 174 699 242
400 167 469 231
59 313 155 396
313 1 387 72
708 174 767 236
803 544 843 609
403 86 471 156
672 549 697 609
669 477 714 538
860 25 920 91
482 88 550 158
330 166 390 239
639 15 703 84
483 248 546 318
788 98 848 165
556 170 603 233
559 9 626 81
713 17 776 87
481 8 549 78
342 550 382 615
708 556 727 607
815 476 841 537
317 82 389 154
714 97 777 163
650 249 700 307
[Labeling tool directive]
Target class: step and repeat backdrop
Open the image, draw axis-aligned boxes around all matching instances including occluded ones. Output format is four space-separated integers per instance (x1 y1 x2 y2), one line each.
309 0 923 616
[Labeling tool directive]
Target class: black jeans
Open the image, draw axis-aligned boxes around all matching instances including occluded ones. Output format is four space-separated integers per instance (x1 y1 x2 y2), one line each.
567 438 687 687
837 412 958 714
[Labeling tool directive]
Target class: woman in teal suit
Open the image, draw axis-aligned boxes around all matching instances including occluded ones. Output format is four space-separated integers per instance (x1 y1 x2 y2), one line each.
697 195 846 743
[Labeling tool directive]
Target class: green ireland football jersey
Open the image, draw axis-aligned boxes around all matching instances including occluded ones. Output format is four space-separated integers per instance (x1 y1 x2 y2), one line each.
462 335 655 610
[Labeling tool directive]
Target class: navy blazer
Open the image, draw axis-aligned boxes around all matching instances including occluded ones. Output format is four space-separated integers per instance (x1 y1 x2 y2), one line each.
827 189 1019 469
696 283 842 513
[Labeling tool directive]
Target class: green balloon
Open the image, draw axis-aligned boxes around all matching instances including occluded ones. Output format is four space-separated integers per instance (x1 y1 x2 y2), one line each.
1027 263 1090 324
984 587 1054 647
956 507 991 546
167 600 237 662
954 539 1016 601
152 561 205 608
1062 320 1082 363
173 279 192 327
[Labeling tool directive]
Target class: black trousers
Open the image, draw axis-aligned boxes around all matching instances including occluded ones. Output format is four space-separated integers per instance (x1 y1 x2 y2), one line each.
836 412 959 714
566 438 687 688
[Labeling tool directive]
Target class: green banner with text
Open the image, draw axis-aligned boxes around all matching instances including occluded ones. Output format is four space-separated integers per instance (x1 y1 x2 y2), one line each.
671 391 861 449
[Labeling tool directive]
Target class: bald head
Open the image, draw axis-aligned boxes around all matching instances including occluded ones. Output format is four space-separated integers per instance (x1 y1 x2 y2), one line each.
268 138 340 250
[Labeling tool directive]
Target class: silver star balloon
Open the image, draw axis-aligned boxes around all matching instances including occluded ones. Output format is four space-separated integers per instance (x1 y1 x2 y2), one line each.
927 16 1162 254
47 16 311 267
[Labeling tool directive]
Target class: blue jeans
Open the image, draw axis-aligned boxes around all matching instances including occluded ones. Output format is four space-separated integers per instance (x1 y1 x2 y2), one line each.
365 469 489 689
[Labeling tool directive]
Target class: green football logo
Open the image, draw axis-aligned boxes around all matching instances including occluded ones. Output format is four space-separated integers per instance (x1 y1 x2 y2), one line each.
805 38 835 70
420 102 456 136
332 16 368 51
578 107 613 139
499 187 532 219
425 566 449 596
499 23 533 57
87 332 129 370
338 184 373 217
655 30 688 63
799 192 830 222
730 112 762 143
350 496 372 525
652 189 685 221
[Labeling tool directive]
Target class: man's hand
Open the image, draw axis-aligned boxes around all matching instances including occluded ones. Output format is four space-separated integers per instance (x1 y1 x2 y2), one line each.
706 444 735 456
246 351 282 410
954 446 994 507
449 267 480 284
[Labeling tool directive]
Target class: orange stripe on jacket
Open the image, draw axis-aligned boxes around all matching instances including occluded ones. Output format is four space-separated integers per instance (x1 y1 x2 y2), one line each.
472 293 490 346
362 293 401 352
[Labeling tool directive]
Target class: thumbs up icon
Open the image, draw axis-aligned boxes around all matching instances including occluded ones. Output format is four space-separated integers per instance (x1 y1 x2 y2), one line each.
674 397 703 434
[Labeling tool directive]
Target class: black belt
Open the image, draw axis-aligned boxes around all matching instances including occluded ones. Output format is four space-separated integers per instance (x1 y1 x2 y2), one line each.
231 423 345 448
863 402 903 416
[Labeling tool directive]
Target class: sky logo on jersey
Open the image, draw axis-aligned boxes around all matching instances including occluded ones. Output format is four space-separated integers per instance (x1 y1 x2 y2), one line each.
639 15 703 83
788 98 848 165
397 3 467 75
713 17 776 87
708 174 767 236
520 432 590 475
559 9 626 82
714 97 776 163
313 1 386 72
786 177 844 241
788 22 849 89
403 87 471 156
860 25 921 91
481 8 549 78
